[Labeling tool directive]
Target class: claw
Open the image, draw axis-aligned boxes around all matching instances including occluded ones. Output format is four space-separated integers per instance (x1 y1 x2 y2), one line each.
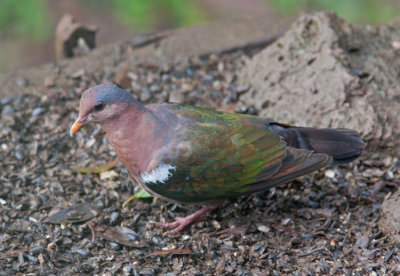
157 206 216 234
159 217 191 234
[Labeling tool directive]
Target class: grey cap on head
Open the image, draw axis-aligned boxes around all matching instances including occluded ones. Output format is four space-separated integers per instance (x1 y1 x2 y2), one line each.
93 83 134 104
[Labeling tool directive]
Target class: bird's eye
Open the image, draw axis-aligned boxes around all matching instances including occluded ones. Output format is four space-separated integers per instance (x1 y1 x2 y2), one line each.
94 102 105 112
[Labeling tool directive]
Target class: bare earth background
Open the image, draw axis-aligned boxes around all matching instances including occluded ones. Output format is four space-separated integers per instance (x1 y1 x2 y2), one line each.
1 12 400 275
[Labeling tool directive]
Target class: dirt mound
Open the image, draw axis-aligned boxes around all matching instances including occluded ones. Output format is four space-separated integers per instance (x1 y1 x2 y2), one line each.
240 11 400 155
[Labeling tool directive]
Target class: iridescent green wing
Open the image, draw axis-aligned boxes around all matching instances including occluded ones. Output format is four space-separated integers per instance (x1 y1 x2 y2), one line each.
145 104 287 203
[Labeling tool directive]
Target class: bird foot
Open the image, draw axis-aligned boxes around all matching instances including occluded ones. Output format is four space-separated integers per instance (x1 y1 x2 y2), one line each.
158 206 216 235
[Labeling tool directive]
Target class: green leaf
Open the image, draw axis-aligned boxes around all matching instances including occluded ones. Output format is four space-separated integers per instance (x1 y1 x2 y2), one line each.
76 159 119 174
134 189 152 198
122 189 152 208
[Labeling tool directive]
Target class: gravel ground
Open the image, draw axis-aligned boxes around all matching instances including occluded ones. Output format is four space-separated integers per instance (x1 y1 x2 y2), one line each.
1 47 399 275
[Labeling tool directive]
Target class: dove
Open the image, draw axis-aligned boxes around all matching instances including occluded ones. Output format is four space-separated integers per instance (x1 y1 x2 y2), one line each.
70 83 364 234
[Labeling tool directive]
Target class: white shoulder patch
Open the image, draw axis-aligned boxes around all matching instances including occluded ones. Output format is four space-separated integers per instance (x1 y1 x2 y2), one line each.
141 164 176 184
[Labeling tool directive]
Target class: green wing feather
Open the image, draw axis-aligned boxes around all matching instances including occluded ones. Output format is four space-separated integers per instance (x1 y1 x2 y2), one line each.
144 104 288 203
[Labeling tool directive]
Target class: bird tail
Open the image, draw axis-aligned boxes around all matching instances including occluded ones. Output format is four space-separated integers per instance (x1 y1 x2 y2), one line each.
269 123 365 165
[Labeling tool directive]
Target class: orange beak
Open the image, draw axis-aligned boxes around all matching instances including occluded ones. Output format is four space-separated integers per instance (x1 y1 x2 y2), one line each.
70 116 87 136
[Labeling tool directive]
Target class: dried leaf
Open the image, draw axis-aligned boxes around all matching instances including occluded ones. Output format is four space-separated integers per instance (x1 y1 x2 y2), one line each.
0 248 27 259
148 248 192 257
46 203 97 224
216 227 246 235
271 223 298 237
76 159 118 174
100 170 119 180
96 226 147 248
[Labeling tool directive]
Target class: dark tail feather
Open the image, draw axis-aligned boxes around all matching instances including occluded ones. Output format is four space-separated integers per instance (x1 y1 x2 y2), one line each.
270 124 364 165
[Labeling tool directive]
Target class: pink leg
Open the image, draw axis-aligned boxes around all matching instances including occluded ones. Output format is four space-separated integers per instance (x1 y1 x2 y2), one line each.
158 206 216 235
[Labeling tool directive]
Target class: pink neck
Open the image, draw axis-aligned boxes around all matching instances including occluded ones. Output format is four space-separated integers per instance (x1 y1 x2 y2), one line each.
101 105 160 178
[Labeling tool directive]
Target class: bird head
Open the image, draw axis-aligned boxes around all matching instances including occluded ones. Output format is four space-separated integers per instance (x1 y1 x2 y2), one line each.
70 83 136 136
